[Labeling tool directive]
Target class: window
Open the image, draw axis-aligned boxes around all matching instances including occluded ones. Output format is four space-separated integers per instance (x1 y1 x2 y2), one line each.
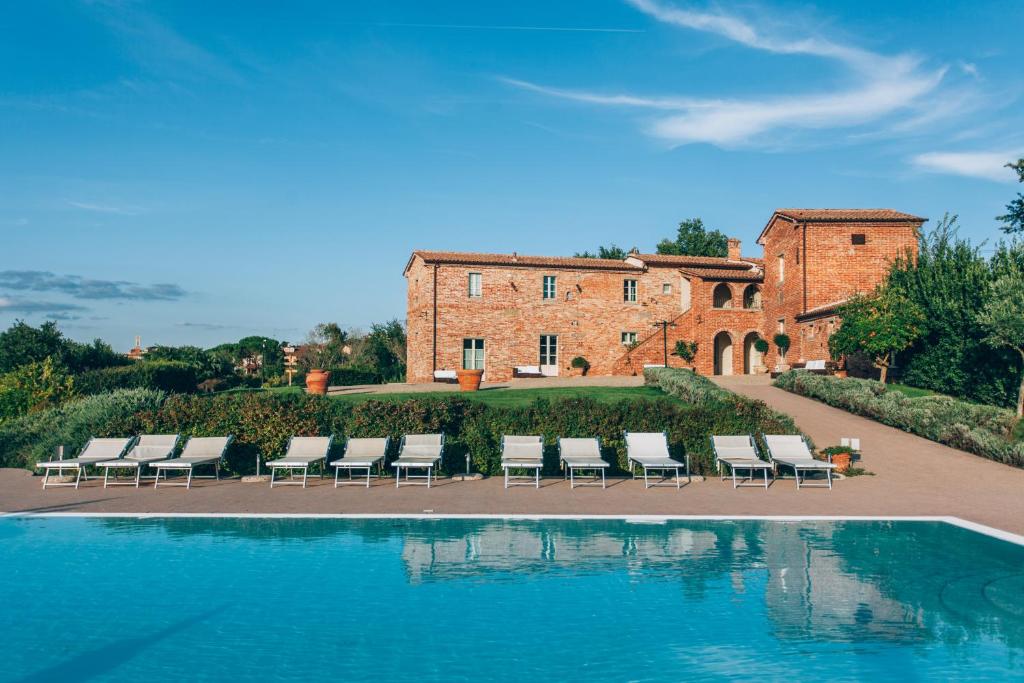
539 335 558 367
852 233 866 245
468 272 482 298
777 318 785 333
621 331 638 346
662 283 672 295
623 279 637 302
542 275 556 300
777 254 785 283
462 338 484 370
712 283 733 309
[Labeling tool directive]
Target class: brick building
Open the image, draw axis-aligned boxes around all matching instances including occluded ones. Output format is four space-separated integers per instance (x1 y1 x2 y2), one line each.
404 209 924 383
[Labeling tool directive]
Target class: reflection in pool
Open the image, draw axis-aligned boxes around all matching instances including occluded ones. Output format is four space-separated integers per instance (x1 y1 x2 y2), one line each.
1 517 1021 682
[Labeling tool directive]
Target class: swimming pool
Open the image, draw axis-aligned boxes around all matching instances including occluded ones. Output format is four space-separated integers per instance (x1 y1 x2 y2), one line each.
1 517 1021 682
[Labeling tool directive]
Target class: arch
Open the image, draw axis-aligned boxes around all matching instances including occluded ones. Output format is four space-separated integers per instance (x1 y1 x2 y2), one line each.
713 331 734 376
743 331 762 375
742 284 762 310
712 283 733 309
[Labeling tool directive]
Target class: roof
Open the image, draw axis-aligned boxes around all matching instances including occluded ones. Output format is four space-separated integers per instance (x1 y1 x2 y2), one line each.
757 208 927 244
795 298 849 322
629 253 758 270
678 267 763 282
404 250 641 275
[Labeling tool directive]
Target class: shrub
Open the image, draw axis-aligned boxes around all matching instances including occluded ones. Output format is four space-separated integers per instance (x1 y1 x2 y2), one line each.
0 357 76 421
75 361 199 395
326 366 382 386
773 371 1024 468
0 389 166 470
570 356 590 370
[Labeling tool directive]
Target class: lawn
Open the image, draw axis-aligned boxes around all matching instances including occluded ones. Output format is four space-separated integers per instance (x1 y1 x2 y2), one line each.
886 382 937 399
226 384 673 407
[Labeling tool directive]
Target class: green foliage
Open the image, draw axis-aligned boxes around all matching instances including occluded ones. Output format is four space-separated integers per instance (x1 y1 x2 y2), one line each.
829 288 924 383
655 218 728 257
352 319 407 382
998 159 1024 234
0 320 128 374
754 338 770 354
75 361 199 395
774 371 1024 468
570 356 590 370
0 389 166 470
302 323 350 370
146 345 235 382
575 244 628 260
325 366 382 386
975 259 1024 415
671 340 698 364
772 333 790 355
0 357 76 421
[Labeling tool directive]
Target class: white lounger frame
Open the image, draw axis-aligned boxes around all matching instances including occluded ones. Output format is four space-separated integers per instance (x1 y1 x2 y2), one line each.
624 431 690 489
152 436 234 489
99 435 181 488
559 437 608 489
331 437 390 488
392 434 445 488
268 436 333 488
501 435 544 489
38 438 133 490
710 435 772 490
762 434 835 490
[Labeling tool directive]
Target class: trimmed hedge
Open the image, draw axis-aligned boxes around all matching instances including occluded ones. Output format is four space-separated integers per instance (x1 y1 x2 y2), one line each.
326 366 382 386
773 371 1024 468
75 361 199 395
0 389 167 470
1 377 802 477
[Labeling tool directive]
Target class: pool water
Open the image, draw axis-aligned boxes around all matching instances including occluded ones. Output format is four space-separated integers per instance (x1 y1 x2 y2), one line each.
1 517 1022 682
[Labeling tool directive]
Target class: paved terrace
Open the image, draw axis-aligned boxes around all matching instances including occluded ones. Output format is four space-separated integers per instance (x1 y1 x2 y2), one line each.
2 375 1022 536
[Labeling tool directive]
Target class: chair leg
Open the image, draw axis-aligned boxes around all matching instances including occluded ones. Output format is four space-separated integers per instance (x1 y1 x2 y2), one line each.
827 468 832 490
187 468 193 490
570 468 575 489
504 468 508 489
644 468 649 489
75 467 83 489
135 467 141 488
302 467 308 488
104 468 110 489
535 468 539 489
365 467 371 488
675 467 680 490
601 468 606 489
763 467 769 490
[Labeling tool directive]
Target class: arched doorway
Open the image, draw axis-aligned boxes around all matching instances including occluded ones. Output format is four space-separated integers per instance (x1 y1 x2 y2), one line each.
742 284 762 310
712 283 733 309
743 332 761 374
713 331 733 376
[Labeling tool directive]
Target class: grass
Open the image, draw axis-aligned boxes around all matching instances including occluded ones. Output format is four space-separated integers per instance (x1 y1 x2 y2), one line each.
885 382 937 399
221 384 673 407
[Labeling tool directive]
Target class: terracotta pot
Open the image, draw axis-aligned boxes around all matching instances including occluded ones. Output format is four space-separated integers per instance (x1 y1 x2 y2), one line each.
835 369 848 379
305 369 330 395
830 452 852 473
455 368 484 391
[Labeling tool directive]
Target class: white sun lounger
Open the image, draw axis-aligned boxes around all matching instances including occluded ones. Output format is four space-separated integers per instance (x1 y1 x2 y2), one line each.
36 437 134 489
710 435 772 490
151 436 233 489
267 436 333 488
624 431 689 489
392 434 444 488
97 434 180 488
331 437 390 488
762 434 836 490
559 437 608 489
501 435 544 488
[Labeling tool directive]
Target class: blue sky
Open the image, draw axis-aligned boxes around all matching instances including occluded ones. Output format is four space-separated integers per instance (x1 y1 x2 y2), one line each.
2 0 1022 349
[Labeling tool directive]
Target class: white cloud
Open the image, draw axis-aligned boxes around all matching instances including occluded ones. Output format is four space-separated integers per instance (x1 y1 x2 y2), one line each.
505 0 950 147
911 150 1023 182
67 201 146 216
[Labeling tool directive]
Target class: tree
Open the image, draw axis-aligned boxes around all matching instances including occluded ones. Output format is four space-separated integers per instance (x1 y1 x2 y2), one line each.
147 345 234 382
0 321 67 373
671 340 698 368
998 159 1024 234
303 323 350 371
353 320 407 382
575 244 628 260
773 333 791 361
0 356 75 421
829 289 925 384
975 260 1024 417
656 218 728 257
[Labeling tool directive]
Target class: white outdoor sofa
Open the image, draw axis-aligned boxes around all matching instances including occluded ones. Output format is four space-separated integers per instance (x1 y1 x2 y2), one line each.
151 436 233 489
624 431 689 489
513 365 545 378
36 437 134 489
331 437 390 488
500 435 544 488
558 437 609 489
433 370 457 383
710 435 772 489
392 434 445 488
267 436 333 488
97 434 180 488
762 434 836 490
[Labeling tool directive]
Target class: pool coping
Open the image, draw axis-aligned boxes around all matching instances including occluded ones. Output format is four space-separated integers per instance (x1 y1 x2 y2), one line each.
3 512 1022 547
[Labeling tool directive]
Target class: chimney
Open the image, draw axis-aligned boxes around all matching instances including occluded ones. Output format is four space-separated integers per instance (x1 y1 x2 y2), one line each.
727 238 741 261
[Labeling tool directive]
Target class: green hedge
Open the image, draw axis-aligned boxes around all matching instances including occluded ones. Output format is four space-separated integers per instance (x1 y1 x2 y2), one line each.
326 366 382 386
1 379 801 477
773 371 1024 468
75 361 199 395
0 389 167 469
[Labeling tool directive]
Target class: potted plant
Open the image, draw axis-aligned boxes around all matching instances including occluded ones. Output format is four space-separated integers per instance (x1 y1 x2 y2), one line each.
570 356 590 376
834 355 848 379
753 338 770 374
773 333 791 372
671 340 698 371
303 323 348 395
455 367 484 391
821 445 855 473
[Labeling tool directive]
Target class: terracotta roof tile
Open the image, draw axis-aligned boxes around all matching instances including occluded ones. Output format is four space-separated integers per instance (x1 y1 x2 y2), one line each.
631 253 758 269
677 267 764 282
795 298 849 321
774 209 926 222
408 250 641 272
